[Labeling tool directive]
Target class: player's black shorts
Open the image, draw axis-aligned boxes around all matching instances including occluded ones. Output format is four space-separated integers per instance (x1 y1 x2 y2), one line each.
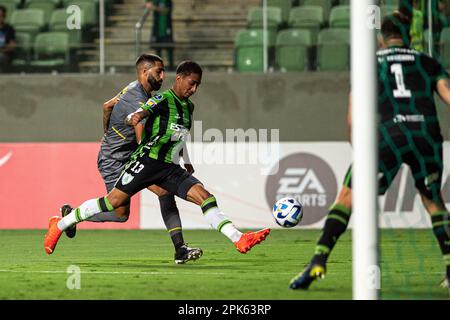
114 154 202 199
343 135 443 201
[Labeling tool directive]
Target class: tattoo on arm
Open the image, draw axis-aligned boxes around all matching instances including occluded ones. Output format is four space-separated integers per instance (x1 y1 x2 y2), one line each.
103 108 113 133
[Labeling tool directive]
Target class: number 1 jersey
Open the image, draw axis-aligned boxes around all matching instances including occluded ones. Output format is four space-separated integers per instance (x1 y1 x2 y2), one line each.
377 46 449 142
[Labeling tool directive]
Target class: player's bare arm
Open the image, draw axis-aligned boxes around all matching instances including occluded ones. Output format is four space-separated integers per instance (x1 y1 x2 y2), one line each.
437 78 450 107
134 122 145 144
125 108 150 126
102 95 120 133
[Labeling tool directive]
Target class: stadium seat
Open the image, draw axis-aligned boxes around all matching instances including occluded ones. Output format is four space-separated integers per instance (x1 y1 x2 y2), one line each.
302 0 331 22
440 27 450 68
275 29 312 71
49 9 82 48
317 28 350 71
267 0 292 25
288 6 323 44
10 9 46 42
25 1 57 25
12 31 32 70
30 31 70 70
235 29 276 72
247 6 283 31
329 5 350 29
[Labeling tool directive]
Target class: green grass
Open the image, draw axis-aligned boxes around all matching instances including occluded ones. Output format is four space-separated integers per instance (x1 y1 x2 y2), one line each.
0 229 448 299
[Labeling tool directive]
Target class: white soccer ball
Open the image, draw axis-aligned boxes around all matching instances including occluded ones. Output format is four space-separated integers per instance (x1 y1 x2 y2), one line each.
272 197 303 228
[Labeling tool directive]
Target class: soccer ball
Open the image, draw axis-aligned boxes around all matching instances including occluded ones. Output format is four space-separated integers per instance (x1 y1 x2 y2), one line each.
272 197 303 228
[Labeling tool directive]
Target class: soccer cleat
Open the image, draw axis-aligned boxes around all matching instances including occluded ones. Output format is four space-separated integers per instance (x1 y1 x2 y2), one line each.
234 228 270 254
60 204 76 238
289 263 326 290
44 216 63 255
174 244 203 264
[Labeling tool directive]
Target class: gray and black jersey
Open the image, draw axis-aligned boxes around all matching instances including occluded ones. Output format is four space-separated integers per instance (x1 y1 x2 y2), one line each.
99 81 150 163
97 81 150 191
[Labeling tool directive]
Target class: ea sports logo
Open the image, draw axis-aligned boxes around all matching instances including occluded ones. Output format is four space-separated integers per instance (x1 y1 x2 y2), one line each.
265 153 337 226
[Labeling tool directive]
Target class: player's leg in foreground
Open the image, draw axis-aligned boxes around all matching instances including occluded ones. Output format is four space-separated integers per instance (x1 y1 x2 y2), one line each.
290 185 352 290
44 188 132 254
185 183 270 254
61 173 201 263
149 185 202 264
420 193 450 287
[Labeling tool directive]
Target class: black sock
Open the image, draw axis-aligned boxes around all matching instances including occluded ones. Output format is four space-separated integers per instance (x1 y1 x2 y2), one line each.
312 204 351 265
431 211 450 277
159 194 184 251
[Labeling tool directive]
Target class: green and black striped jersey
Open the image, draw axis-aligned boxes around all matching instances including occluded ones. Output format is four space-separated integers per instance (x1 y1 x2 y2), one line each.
377 45 449 142
132 89 194 164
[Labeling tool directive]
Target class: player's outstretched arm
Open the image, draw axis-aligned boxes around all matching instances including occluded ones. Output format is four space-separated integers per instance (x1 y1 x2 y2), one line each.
437 78 450 108
102 95 120 133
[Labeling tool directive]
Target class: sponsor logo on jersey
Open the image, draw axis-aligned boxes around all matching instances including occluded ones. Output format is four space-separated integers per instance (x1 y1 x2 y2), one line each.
393 114 425 123
145 99 157 109
153 94 163 101
170 123 189 141
265 153 337 226
121 173 134 185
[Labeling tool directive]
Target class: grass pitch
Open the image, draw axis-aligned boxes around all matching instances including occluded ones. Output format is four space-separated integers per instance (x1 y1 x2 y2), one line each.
0 229 448 300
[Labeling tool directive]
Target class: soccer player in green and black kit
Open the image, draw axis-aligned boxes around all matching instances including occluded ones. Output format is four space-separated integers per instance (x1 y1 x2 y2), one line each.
290 12 450 290
60 54 202 264
44 61 270 256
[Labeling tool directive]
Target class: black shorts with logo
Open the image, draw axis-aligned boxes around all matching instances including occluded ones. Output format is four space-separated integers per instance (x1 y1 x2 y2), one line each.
114 155 202 199
343 135 443 201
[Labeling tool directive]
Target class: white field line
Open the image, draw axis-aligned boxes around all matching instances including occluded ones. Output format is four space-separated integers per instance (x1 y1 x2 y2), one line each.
0 269 443 276
0 269 227 276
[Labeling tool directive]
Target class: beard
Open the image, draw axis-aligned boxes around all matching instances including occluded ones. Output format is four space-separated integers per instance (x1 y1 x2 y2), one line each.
148 75 162 91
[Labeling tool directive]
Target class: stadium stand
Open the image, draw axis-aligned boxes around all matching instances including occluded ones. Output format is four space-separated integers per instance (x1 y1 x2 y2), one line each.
234 28 276 72
29 31 70 71
303 0 331 22
288 6 323 44
275 28 312 71
25 0 58 26
12 31 32 69
10 8 46 41
317 28 350 71
329 5 350 29
1 0 447 73
247 6 283 31
267 0 292 26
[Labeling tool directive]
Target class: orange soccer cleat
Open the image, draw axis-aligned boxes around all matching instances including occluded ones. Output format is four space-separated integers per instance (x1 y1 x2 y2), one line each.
234 228 270 254
44 216 63 255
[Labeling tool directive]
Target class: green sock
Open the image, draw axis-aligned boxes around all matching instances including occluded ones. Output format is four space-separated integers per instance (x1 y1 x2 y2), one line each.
313 204 351 265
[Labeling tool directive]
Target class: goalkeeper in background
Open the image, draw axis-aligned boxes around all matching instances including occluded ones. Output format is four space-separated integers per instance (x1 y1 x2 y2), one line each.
290 12 450 290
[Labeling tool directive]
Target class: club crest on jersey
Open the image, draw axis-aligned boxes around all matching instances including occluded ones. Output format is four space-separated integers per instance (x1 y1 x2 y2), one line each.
122 173 134 185
153 94 163 101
